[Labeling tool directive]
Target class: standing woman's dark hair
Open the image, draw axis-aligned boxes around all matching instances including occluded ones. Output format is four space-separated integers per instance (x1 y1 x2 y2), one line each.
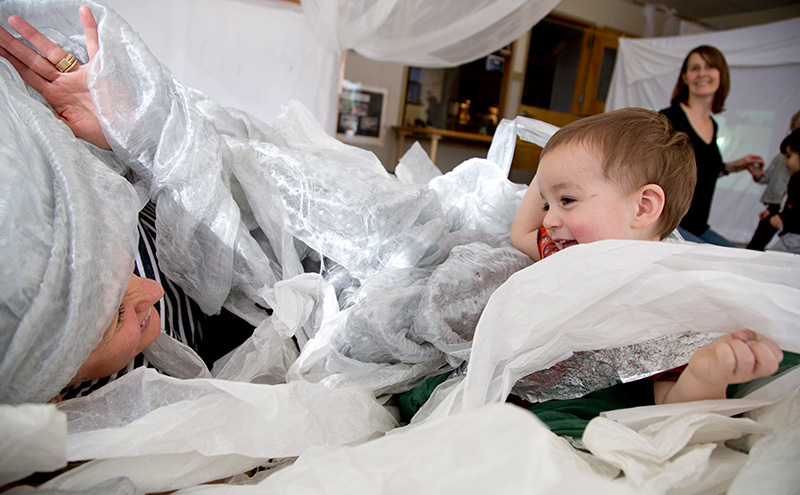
670 45 730 114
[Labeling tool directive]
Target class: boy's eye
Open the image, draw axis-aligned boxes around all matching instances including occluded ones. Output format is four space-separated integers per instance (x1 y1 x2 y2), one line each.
560 197 575 205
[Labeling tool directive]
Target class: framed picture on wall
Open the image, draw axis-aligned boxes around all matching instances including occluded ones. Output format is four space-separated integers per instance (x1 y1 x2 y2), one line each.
336 81 387 145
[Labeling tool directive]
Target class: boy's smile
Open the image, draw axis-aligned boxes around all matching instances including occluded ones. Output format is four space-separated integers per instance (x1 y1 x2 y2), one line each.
536 143 649 250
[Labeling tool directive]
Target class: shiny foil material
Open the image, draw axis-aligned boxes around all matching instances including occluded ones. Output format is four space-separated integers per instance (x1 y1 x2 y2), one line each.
512 332 722 403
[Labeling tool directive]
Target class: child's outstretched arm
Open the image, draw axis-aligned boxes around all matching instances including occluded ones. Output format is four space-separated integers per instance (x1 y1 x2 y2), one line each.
654 330 783 404
510 178 545 261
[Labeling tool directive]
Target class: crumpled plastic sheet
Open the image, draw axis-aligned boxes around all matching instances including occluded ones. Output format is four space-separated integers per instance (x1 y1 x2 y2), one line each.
0 56 139 404
169 403 635 495
0 0 535 400
7 477 143 495
584 414 770 494
29 368 396 493
417 240 800 423
576 369 800 495
728 389 800 494
4 2 800 493
0 404 67 485
393 141 442 185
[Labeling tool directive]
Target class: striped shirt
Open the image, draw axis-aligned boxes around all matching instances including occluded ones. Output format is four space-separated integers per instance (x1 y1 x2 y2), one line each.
62 202 207 399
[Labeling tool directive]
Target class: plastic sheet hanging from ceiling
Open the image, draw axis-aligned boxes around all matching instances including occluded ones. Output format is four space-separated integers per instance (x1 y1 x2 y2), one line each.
299 0 562 67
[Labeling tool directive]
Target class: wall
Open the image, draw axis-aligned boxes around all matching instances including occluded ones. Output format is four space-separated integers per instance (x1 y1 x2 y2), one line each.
340 0 659 176
103 0 340 132
551 0 650 35
338 0 793 177
339 51 406 171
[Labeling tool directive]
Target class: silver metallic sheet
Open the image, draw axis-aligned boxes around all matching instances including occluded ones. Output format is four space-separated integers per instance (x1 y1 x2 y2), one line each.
512 332 722 403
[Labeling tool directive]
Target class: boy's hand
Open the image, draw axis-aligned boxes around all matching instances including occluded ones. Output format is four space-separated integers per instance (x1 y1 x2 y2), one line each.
770 214 784 230
757 208 771 221
656 330 783 404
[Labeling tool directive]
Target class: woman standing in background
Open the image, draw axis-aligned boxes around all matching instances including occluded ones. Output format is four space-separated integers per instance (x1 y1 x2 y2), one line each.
661 45 764 246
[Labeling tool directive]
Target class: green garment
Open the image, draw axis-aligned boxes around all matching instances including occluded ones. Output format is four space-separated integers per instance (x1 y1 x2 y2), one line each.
398 352 800 438
399 372 451 423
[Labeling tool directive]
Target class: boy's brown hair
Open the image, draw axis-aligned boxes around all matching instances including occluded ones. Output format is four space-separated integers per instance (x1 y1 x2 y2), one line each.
541 108 697 240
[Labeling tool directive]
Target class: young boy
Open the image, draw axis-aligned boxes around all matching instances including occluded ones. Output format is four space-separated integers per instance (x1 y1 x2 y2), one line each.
510 108 784 405
746 111 800 251
766 129 800 254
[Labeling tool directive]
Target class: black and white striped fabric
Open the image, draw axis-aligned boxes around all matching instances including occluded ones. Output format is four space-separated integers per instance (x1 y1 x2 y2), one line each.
62 202 207 399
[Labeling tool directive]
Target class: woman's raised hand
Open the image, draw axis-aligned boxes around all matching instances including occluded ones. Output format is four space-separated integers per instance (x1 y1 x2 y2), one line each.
726 154 766 179
0 6 109 149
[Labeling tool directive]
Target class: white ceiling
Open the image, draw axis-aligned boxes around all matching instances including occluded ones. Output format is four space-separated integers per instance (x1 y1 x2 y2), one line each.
623 0 800 23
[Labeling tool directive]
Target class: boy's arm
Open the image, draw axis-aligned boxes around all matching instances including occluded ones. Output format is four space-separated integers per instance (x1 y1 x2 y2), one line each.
654 330 783 405
510 179 545 262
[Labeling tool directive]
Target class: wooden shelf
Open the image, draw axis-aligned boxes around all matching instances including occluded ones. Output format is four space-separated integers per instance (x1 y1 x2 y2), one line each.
393 126 494 163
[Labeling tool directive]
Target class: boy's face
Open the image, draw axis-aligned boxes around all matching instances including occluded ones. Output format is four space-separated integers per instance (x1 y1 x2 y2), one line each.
536 143 649 250
785 147 800 174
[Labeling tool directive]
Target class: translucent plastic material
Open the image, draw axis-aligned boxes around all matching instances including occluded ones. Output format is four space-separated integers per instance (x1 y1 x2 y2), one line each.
1 0 534 400
43 368 396 493
300 0 561 67
3 3 800 493
417 240 800 423
0 58 140 404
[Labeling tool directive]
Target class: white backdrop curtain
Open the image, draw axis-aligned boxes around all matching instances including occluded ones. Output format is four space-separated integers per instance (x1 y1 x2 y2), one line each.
607 17 800 244
299 0 561 68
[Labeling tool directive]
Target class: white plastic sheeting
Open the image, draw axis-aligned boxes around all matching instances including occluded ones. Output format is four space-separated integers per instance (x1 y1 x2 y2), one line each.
0 60 140 404
0 404 67 485
0 0 533 402
3 1 800 493
299 0 561 68
417 241 800 422
607 17 800 243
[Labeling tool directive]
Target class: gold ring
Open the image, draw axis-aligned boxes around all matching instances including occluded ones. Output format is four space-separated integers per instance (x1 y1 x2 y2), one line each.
54 53 78 73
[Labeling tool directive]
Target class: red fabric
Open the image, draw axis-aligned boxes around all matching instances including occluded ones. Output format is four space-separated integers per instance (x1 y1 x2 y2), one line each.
537 227 560 259
646 365 687 382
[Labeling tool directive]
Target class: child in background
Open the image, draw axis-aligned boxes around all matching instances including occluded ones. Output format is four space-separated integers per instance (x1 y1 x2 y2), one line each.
766 129 800 254
746 110 800 251
511 108 783 405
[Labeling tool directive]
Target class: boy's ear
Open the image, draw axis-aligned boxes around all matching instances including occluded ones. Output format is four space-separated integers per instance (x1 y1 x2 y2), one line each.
632 184 665 230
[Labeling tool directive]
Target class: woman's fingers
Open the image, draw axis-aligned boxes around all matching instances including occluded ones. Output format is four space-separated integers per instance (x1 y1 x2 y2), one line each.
79 6 99 59
0 42 51 95
8 15 71 68
6 16 65 81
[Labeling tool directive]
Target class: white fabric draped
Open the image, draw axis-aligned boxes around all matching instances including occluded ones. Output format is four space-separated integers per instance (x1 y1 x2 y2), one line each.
607 17 800 243
299 0 561 68
3 2 800 493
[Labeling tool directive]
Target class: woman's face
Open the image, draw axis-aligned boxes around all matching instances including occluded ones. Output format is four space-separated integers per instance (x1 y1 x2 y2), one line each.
682 52 720 99
71 273 163 384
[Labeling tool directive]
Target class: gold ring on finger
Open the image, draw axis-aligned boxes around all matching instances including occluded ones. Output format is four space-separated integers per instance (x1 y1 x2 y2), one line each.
54 53 78 72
